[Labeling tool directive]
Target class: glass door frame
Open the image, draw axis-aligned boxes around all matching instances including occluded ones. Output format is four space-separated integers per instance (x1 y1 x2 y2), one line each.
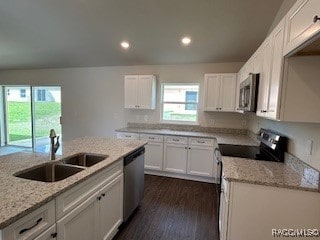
1 85 61 150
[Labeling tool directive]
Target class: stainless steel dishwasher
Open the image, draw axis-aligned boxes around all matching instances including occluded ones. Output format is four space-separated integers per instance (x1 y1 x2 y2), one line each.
123 147 145 222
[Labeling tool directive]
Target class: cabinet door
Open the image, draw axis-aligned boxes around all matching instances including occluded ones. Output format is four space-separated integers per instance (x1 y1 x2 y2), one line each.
284 0 320 56
99 174 123 240
187 146 214 177
256 37 272 117
164 143 188 173
144 141 163 170
34 225 56 240
137 75 155 109
204 74 221 111
57 192 99 240
267 19 285 120
124 75 139 108
220 74 237 112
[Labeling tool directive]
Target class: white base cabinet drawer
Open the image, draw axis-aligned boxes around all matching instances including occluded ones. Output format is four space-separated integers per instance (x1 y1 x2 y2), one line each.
2 201 55 240
165 136 188 145
189 137 215 147
116 132 139 140
140 134 163 143
34 225 56 240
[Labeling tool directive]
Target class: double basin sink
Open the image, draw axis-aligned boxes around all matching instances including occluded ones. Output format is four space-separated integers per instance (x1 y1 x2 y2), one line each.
14 153 108 182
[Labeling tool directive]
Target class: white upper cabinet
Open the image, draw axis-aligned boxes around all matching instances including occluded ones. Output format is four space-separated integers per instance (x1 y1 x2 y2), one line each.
284 0 320 56
124 75 156 109
267 19 286 119
204 73 237 112
256 19 285 120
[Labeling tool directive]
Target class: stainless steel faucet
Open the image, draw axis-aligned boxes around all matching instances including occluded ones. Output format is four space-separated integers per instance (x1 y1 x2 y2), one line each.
49 129 60 160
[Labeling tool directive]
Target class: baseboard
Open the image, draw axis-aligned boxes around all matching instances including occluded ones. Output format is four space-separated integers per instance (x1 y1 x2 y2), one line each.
144 169 218 183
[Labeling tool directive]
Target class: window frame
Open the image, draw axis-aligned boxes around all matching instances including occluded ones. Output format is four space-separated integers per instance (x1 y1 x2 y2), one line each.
160 83 200 125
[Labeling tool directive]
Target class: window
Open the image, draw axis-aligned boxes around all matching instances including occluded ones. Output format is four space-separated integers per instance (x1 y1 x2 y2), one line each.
37 89 46 101
20 89 26 98
161 84 199 123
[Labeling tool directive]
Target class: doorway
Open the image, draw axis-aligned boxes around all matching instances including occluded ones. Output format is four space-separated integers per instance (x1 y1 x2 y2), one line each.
1 86 61 152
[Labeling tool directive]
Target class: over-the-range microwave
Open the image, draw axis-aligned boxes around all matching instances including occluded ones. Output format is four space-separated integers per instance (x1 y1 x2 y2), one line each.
238 73 259 112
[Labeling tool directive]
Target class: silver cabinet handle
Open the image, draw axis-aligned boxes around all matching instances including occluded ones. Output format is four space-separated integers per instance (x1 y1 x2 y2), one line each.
149 137 155 140
172 139 179 142
197 140 205 144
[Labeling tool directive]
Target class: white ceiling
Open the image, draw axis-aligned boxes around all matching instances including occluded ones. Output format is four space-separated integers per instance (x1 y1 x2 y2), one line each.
0 0 283 69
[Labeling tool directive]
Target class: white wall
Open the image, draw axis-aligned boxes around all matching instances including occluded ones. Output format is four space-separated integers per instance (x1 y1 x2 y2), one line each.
0 62 245 140
247 113 320 171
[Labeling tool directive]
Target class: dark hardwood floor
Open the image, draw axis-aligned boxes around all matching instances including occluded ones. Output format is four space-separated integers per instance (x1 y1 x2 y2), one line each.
114 175 219 240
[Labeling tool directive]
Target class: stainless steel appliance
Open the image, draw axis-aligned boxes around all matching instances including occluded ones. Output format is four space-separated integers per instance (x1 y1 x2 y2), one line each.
238 73 259 112
219 129 287 162
123 147 145 222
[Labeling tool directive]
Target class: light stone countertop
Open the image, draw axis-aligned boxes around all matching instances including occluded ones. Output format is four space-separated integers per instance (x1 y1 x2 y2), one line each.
222 156 320 192
116 127 259 146
0 136 146 229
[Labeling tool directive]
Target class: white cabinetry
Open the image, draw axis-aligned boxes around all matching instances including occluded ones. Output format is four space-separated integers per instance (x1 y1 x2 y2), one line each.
204 74 237 112
116 132 140 140
164 136 188 174
140 134 164 171
124 75 156 109
256 19 285 120
34 225 57 240
56 161 123 240
187 138 215 177
220 179 320 240
1 201 56 240
284 0 320 56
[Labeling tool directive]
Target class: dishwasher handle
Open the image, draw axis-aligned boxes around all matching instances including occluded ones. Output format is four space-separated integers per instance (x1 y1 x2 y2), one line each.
124 147 145 166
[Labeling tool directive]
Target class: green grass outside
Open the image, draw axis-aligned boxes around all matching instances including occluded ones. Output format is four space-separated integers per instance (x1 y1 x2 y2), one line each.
7 101 61 142
163 111 196 122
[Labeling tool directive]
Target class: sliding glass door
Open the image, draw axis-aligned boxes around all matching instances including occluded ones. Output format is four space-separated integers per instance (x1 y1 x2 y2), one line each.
4 86 32 147
2 86 61 150
33 86 61 151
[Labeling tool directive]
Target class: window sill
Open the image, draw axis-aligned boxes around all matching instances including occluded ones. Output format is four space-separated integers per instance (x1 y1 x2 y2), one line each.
160 120 200 126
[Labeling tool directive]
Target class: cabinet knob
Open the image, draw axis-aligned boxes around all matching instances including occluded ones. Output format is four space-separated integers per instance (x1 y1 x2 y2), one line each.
313 15 320 23
102 193 106 197
97 196 101 201
51 233 57 238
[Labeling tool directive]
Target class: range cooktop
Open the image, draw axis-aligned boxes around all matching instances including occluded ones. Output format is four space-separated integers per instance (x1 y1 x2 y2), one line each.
219 129 287 162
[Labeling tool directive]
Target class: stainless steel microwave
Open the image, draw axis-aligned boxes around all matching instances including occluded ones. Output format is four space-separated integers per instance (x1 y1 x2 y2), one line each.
238 73 259 112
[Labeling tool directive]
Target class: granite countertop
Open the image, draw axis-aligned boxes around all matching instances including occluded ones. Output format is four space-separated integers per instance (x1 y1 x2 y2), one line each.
222 156 320 193
0 136 146 229
116 127 259 146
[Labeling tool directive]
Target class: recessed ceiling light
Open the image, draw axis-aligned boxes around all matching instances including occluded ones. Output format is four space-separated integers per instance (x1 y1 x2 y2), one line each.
121 41 130 49
181 37 191 46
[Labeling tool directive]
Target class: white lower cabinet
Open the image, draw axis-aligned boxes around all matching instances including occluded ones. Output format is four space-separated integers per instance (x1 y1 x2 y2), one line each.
57 192 100 240
56 164 124 240
220 179 320 240
140 134 164 171
164 141 188 174
34 225 57 240
187 138 215 177
98 174 123 240
1 200 56 240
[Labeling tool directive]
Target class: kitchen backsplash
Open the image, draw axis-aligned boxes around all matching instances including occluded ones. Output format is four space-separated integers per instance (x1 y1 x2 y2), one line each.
127 122 247 134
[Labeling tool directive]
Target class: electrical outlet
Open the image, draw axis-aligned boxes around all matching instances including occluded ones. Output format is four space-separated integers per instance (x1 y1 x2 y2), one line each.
210 119 215 126
306 140 313 155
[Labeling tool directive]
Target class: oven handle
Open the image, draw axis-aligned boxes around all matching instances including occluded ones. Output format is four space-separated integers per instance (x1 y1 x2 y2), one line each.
214 147 221 164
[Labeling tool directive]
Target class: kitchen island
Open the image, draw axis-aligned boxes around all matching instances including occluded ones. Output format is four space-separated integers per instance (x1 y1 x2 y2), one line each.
0 136 146 239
